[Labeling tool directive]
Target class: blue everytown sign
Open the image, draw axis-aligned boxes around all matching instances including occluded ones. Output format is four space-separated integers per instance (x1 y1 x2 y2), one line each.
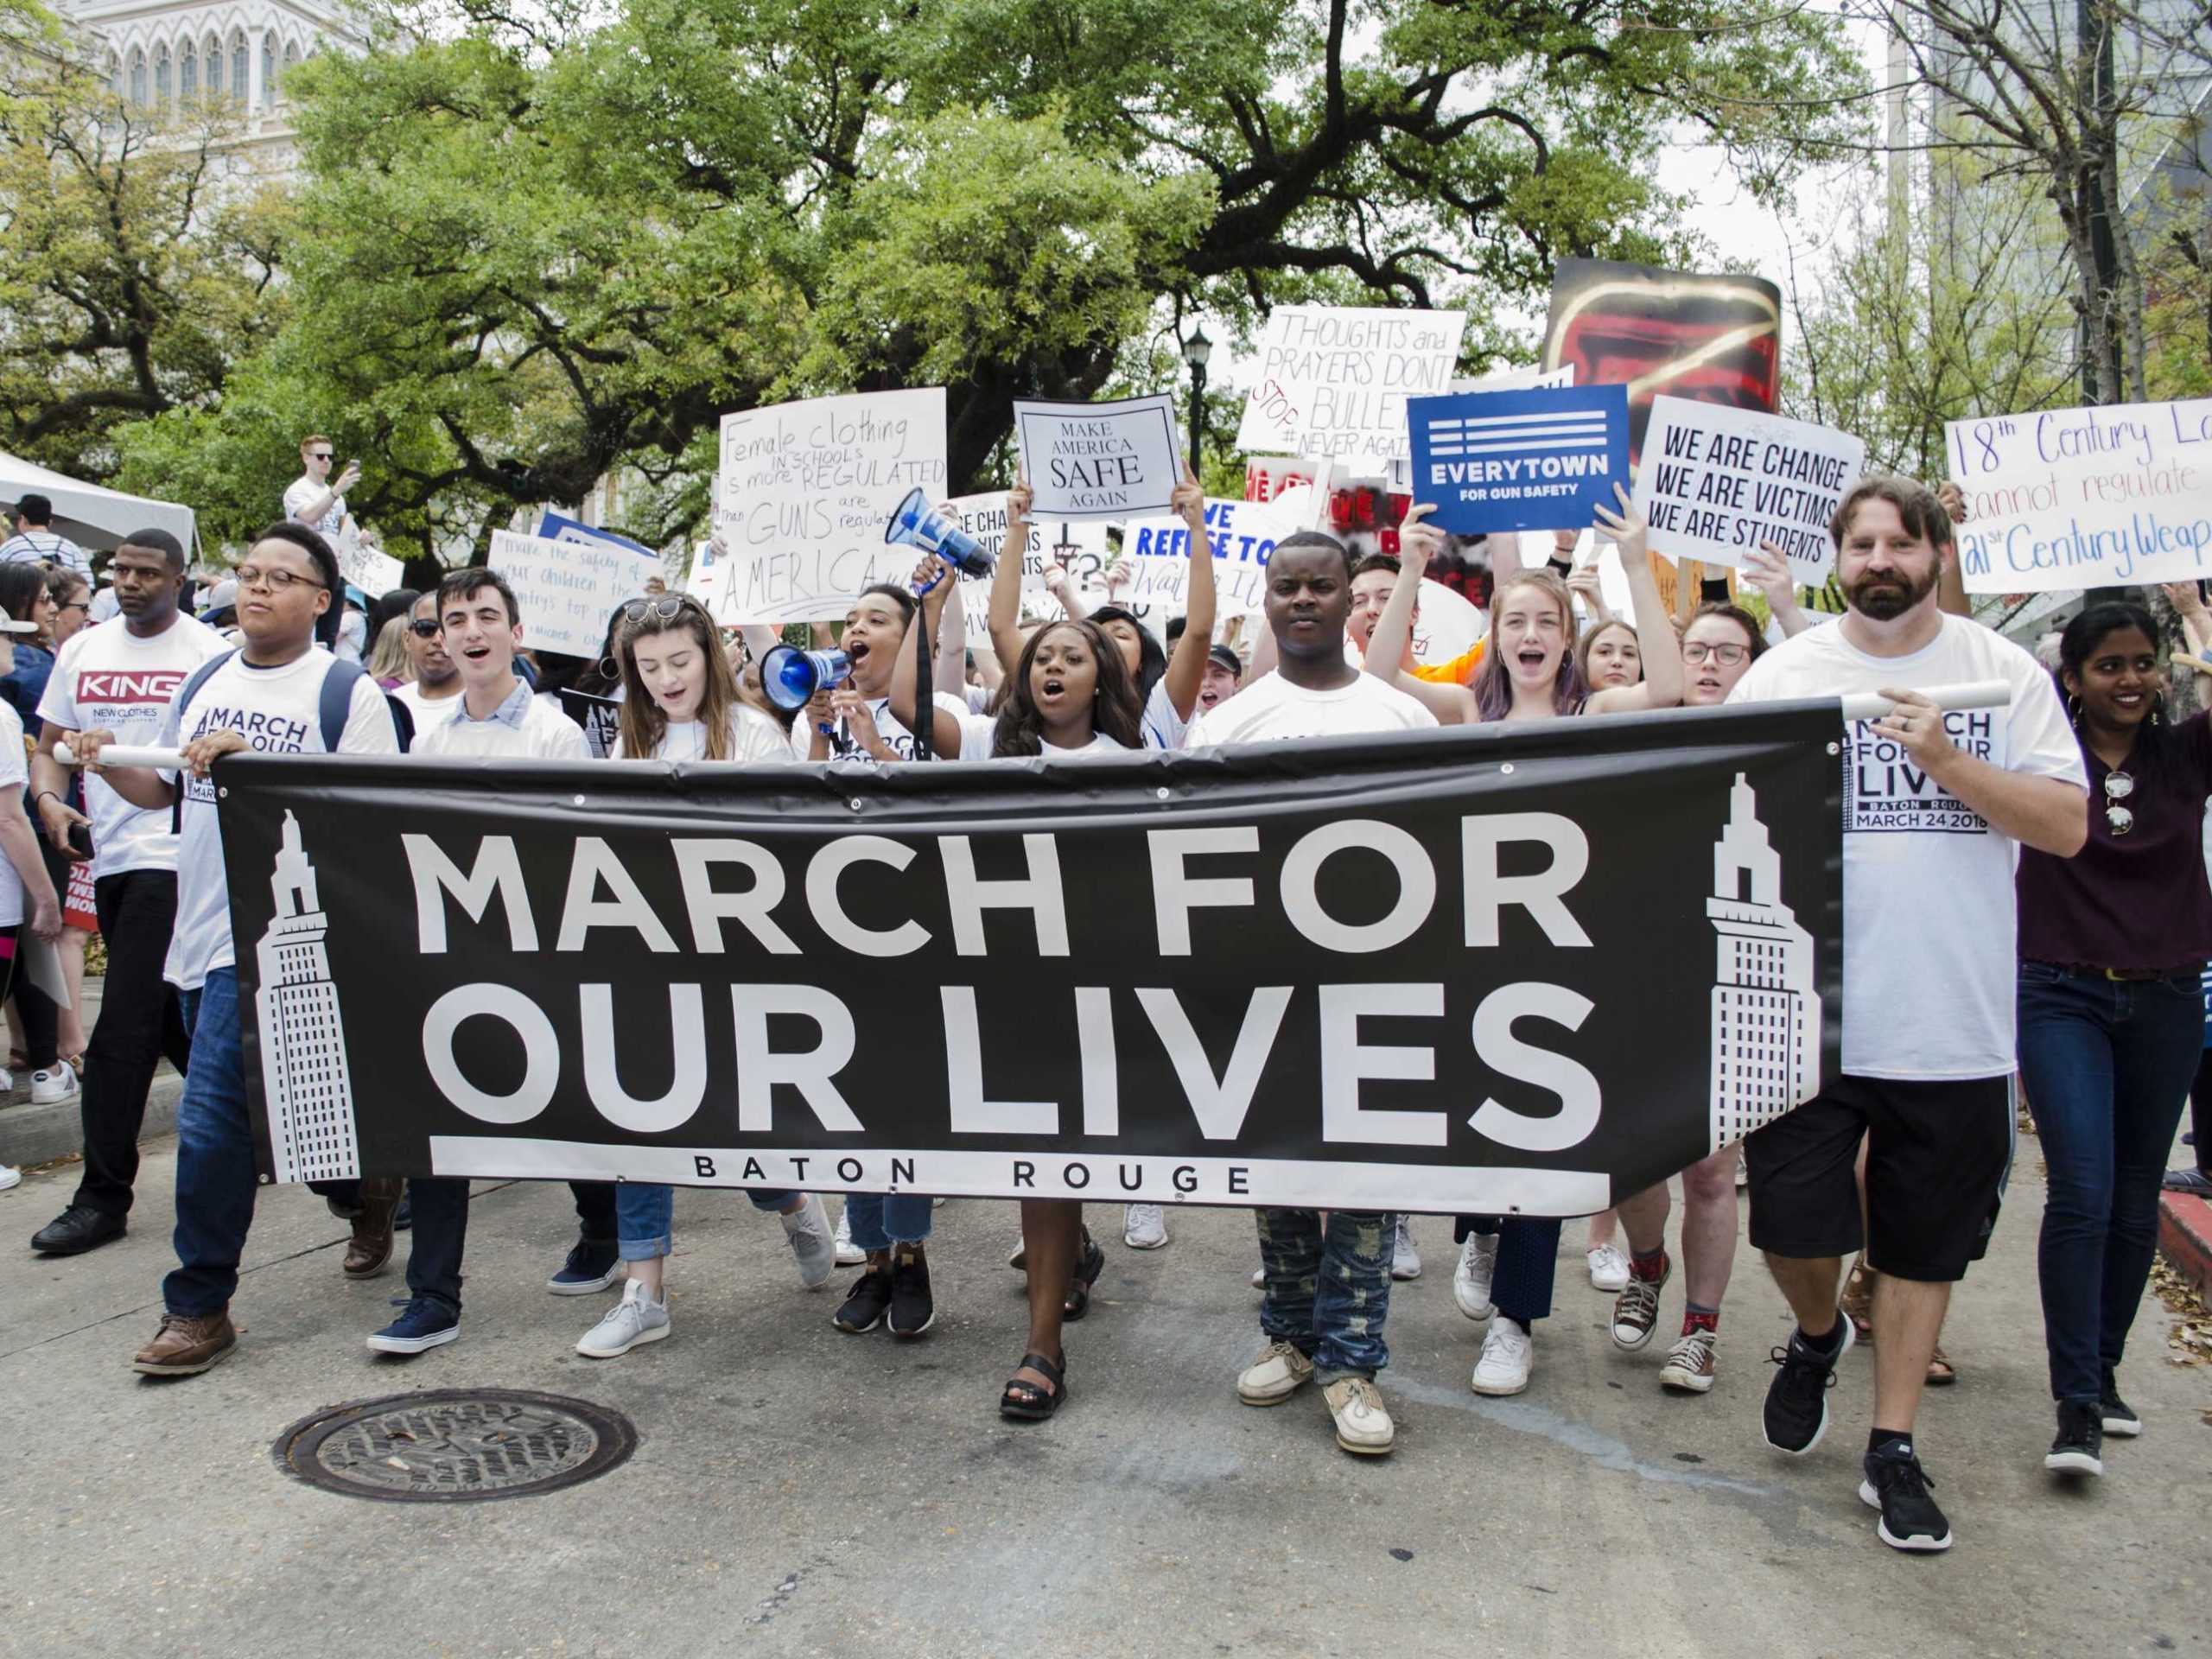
1408 385 1630 533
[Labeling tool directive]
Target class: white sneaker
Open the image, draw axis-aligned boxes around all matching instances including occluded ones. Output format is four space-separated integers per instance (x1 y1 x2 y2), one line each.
1124 1203 1167 1249
1452 1232 1500 1320
576 1279 670 1357
30 1063 76 1106
1472 1315 1535 1395
1390 1216 1421 1280
779 1193 836 1288
1323 1376 1395 1455
0 1163 19 1192
1586 1242 1630 1292
0 1065 13 1093
1236 1338 1315 1404
831 1205 865 1267
1249 1264 1266 1291
1659 1327 1719 1394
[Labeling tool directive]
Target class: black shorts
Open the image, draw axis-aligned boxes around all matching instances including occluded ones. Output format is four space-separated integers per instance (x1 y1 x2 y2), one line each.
1743 1072 2012 1283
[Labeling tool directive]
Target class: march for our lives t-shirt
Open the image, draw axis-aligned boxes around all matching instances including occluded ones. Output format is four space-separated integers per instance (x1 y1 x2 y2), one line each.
1726 612 2085 1080
159 649 400 990
36 613 230 880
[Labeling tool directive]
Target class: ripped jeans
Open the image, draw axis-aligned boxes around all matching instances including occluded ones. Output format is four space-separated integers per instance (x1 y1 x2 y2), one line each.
1255 1208 1395 1382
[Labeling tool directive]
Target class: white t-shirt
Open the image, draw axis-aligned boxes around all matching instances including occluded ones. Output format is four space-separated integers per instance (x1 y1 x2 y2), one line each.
283 474 346 539
1185 669 1440 746
823 692 969 762
0 701 25 926
160 650 400 989
1727 611 2086 1080
1141 677 1189 751
35 613 230 880
621 706 793 764
952 709 1130 760
391 677 462 728
411 689 589 761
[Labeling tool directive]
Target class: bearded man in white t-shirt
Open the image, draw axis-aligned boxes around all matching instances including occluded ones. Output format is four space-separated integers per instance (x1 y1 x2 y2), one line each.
1726 476 2087 1554
1186 531 1435 1460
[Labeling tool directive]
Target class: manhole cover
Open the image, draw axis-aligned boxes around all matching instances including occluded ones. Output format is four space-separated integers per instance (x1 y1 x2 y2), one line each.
271 1389 636 1503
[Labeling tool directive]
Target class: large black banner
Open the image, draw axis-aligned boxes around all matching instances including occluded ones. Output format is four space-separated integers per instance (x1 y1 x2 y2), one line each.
225 703 1843 1217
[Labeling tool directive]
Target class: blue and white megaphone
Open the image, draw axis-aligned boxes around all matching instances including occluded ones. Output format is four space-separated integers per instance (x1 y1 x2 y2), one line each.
884 487 995 579
760 645 852 713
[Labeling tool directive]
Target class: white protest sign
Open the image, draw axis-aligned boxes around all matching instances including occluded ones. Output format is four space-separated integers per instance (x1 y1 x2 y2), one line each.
1244 457 1334 528
1116 497 1297 617
713 389 948 623
1236 306 1467 466
1012 395 1180 522
1633 397 1866 583
335 537 406 599
1947 400 2212 592
686 539 721 603
488 529 639 658
1412 578 1485 668
1388 365 1573 493
942 494 1109 626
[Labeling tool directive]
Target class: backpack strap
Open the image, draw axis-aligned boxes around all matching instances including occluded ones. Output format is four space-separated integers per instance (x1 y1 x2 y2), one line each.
385 691 415 753
316 657 366 753
170 648 238 835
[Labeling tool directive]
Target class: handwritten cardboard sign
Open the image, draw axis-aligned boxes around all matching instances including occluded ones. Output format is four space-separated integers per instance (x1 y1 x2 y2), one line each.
334 537 406 600
1633 397 1865 582
1012 396 1180 522
1116 497 1297 616
1235 307 1467 467
488 529 641 658
713 389 948 623
1407 385 1630 534
941 494 1109 626
1947 400 2212 592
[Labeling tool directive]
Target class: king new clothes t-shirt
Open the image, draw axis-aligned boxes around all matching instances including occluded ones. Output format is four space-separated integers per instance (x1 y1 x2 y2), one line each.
36 613 230 880
1726 611 2085 1080
159 649 400 990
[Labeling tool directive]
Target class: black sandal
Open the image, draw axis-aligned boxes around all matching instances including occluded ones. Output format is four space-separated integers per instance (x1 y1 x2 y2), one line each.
1000 1351 1067 1421
1061 1230 1105 1321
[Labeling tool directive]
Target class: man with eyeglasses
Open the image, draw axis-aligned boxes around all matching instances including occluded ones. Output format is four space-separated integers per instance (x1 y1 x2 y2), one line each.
283 435 359 543
70 521 400 1377
390 589 461 726
369 566 601 1359
1725 476 2087 1554
23 529 228 1257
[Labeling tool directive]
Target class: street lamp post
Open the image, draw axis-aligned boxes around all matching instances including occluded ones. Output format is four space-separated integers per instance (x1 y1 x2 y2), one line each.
1182 326 1212 476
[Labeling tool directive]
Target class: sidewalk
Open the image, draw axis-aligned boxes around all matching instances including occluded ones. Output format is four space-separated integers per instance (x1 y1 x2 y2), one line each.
0 976 186 1171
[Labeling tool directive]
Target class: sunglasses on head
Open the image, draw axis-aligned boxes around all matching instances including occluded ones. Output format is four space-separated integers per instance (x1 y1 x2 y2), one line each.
620 595 696 626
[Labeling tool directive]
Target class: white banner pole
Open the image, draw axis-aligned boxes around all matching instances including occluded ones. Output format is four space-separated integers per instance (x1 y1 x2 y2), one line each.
1835 680 2014 722
54 745 184 770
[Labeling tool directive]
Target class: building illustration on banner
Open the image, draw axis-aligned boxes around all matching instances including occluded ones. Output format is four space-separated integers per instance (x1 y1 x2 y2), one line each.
255 811 360 1183
1707 773 1819 1152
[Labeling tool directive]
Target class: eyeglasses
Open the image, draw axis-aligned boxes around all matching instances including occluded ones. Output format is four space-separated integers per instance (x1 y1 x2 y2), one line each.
408 618 442 638
1682 641 1750 666
232 565 326 594
621 595 695 626
57 601 87 614
2103 769 2134 836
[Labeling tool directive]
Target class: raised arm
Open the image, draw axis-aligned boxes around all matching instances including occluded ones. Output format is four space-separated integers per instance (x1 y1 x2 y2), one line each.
1364 504 1475 722
1934 480 1972 619
2166 582 2212 702
1581 485 1682 712
886 556 969 759
1744 542 1815 639
987 477 1033 678
1158 458 1216 722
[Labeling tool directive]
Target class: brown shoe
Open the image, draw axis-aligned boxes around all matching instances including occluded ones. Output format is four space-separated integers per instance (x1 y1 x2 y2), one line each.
132 1309 237 1376
343 1178 404 1279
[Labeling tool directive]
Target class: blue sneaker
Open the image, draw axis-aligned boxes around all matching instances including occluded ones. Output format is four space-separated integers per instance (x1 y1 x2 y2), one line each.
547 1240 622 1295
367 1295 460 1355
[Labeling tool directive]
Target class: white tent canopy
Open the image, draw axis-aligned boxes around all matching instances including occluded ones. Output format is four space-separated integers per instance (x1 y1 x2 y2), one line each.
0 450 194 556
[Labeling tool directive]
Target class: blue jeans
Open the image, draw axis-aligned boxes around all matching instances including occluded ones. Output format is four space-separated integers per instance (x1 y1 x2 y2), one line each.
2018 962 2202 1402
615 1183 798 1262
1255 1209 1395 1380
163 969 257 1319
844 1192 931 1252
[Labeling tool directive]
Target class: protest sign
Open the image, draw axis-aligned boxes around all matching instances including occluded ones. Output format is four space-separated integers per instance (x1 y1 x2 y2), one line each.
685 539 721 603
1013 396 1181 522
487 529 639 658
557 689 623 760
941 494 1109 626
1235 307 1468 466
1117 496 1296 615
1388 366 1573 492
1411 578 1485 670
1542 260 1782 465
1633 397 1866 582
1407 385 1630 534
226 703 1839 1213
1244 457 1334 529
713 389 948 623
1946 400 2212 592
535 509 658 563
334 537 406 600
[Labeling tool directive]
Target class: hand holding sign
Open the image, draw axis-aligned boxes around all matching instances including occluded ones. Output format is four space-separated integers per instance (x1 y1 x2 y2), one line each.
1741 542 1798 615
1398 501 1443 575
1171 455 1205 532
1592 482 1649 563
1872 684 1956 772
1566 563 1611 622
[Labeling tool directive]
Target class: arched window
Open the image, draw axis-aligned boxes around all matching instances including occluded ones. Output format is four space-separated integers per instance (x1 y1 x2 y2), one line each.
108 53 122 96
262 35 275 105
180 43 197 99
130 49 145 105
230 32 247 101
283 40 299 87
206 34 222 95
154 44 170 104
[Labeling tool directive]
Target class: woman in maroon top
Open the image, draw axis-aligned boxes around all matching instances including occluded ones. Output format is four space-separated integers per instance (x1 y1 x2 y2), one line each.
2015 600 2212 1480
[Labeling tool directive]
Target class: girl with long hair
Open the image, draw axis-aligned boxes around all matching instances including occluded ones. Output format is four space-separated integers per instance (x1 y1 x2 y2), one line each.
569 594 837 1361
1574 617 1641 694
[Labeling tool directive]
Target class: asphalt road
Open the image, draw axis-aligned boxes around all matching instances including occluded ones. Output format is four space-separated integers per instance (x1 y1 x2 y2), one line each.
1 1137 2202 1658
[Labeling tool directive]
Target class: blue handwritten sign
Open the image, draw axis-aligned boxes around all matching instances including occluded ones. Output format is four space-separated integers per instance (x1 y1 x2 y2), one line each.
1407 385 1630 534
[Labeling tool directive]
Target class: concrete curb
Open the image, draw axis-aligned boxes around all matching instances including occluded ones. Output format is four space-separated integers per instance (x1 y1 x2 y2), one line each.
0 1066 184 1171
2158 1187 2212 1298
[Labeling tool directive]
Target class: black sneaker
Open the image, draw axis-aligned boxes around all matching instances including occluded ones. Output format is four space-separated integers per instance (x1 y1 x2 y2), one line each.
1761 1317 1856 1456
833 1266 894 1333
2044 1399 2104 1476
2100 1370 2141 1438
31 1204 126 1255
1859 1440 1953 1552
887 1243 934 1338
